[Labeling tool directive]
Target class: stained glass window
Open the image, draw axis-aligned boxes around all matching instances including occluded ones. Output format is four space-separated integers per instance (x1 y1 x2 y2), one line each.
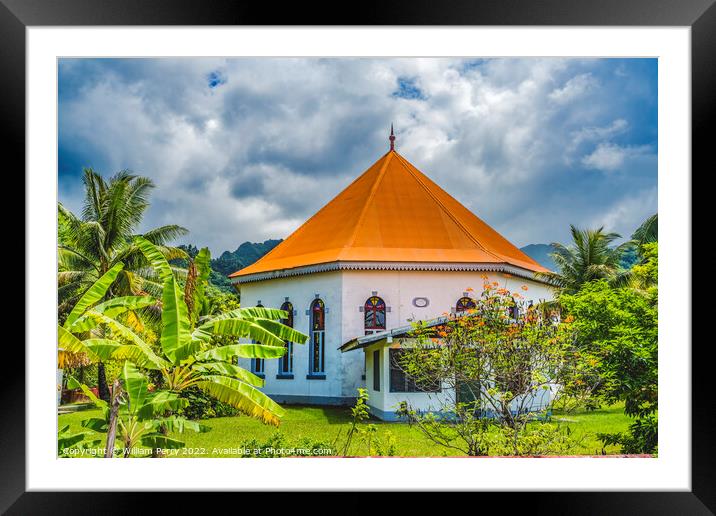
311 298 325 330
508 298 518 320
309 298 325 374
279 301 294 375
364 296 386 332
456 296 476 313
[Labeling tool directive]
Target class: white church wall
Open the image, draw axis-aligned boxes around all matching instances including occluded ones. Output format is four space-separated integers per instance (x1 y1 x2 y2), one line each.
237 268 555 411
237 271 349 405
341 269 554 336
344 270 554 420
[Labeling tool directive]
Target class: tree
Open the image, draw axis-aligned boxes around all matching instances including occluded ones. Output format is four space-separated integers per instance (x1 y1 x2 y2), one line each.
631 213 658 249
59 169 188 400
539 225 632 295
59 238 309 428
58 169 188 312
131 237 308 426
395 279 581 456
67 362 209 457
58 262 165 374
559 252 658 455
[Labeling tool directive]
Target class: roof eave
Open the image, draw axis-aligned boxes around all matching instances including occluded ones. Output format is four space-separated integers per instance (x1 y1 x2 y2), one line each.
231 260 554 286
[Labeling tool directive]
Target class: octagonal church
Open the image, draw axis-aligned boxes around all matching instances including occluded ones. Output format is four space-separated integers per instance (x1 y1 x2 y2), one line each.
229 130 555 420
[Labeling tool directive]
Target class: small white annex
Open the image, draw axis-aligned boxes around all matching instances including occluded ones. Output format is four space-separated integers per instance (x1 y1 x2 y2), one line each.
230 134 555 421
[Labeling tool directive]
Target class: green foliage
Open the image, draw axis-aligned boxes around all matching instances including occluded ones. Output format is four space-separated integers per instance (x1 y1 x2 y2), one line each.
177 386 240 420
538 225 633 294
58 169 188 314
631 214 658 249
67 363 209 458
121 237 307 426
239 432 334 457
396 280 584 456
491 424 574 456
340 388 372 456
598 413 657 455
210 240 282 277
560 280 657 419
58 424 101 457
59 402 633 457
174 240 281 293
630 242 658 290
560 245 657 454
373 430 398 457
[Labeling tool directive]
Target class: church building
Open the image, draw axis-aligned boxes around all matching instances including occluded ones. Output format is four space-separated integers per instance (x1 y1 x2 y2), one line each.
229 129 555 420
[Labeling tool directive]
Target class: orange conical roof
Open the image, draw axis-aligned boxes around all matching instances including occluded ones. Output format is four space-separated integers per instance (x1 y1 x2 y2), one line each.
230 149 547 279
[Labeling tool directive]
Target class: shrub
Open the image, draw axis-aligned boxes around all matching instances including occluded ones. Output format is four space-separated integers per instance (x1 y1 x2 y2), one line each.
177 386 240 420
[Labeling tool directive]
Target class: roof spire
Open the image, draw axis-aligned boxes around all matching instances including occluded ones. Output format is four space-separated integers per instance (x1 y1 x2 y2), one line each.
389 124 396 151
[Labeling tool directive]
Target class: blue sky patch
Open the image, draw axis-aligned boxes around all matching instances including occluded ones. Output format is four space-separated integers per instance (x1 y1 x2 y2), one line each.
207 70 226 89
392 77 426 100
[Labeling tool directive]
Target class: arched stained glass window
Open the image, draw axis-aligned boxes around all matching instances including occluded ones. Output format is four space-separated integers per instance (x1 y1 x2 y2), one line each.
309 299 325 375
456 296 476 314
364 296 386 334
279 301 294 375
508 297 518 320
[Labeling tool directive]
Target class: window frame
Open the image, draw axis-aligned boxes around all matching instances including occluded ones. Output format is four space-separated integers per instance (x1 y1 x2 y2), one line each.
308 298 326 376
456 296 476 314
364 295 387 334
389 348 441 393
373 349 380 391
278 301 294 377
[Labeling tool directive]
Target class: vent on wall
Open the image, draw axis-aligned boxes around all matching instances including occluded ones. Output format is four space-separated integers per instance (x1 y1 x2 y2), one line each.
412 297 429 308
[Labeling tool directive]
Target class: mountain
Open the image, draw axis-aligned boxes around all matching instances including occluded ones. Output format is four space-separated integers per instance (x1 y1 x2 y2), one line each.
176 239 282 292
211 239 283 276
519 244 557 271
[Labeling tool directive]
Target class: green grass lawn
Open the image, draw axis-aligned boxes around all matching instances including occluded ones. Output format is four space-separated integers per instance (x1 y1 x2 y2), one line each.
58 402 632 457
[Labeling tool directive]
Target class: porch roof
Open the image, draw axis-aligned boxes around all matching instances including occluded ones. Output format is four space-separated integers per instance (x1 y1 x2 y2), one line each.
339 314 452 353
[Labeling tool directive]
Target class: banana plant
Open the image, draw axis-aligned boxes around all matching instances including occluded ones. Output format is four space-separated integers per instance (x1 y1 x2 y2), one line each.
131 237 307 426
68 362 207 457
58 262 167 371
58 238 307 426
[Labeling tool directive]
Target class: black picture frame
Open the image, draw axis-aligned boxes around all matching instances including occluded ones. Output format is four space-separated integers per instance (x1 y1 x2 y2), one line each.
5 0 711 512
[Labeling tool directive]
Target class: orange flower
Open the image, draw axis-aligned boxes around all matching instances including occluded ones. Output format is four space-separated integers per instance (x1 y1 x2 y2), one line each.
466 287 474 292
521 285 529 291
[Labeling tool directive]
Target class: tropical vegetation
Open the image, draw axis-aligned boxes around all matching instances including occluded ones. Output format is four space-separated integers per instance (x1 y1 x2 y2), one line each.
58 217 307 456
58 167 658 457
59 169 188 400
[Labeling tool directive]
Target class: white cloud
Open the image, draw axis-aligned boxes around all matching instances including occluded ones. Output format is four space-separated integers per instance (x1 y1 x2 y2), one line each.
581 142 653 172
58 58 657 253
548 73 596 104
591 187 658 239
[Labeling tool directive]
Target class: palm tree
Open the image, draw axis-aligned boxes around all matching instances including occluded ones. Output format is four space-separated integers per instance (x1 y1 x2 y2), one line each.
59 168 188 400
631 213 658 249
538 225 632 295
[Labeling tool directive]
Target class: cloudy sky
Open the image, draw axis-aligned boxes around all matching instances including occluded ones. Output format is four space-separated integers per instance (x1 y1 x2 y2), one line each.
58 58 657 255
